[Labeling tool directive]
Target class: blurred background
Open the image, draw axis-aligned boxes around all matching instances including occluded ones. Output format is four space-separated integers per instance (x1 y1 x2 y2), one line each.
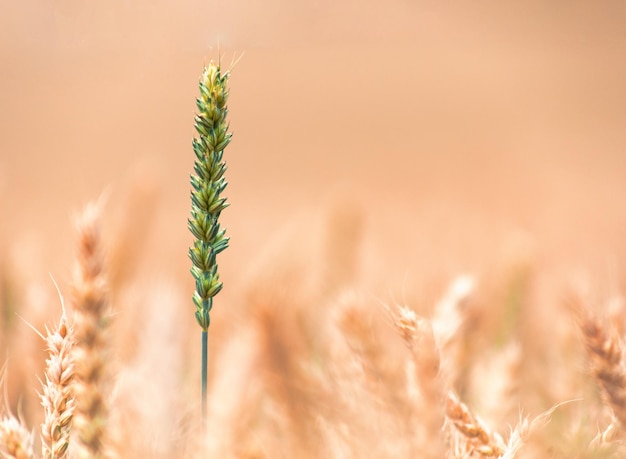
0 0 626 457
1 0 626 422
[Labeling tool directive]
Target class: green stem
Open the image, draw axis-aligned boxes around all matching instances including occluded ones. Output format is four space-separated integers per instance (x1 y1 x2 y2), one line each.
202 329 208 430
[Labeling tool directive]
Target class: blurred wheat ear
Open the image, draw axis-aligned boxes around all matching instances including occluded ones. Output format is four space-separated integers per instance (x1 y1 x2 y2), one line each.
70 202 111 459
0 415 35 459
188 60 232 427
578 308 626 433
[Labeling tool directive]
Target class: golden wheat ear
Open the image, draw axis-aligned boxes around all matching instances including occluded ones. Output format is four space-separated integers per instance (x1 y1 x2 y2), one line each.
29 277 77 459
445 391 505 457
70 201 111 459
39 309 75 459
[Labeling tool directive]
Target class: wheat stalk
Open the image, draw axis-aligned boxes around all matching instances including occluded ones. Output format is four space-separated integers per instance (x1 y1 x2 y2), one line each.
392 306 445 458
70 202 110 459
40 313 75 459
188 60 232 425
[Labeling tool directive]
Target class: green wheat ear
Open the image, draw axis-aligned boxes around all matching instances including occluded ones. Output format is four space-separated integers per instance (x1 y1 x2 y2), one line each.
189 61 232 331
188 61 232 425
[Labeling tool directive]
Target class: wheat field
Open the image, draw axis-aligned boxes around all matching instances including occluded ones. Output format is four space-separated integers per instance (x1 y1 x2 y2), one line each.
1 1 626 458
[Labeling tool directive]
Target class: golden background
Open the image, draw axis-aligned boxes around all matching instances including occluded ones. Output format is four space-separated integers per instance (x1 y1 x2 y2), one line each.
1 2 626 446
